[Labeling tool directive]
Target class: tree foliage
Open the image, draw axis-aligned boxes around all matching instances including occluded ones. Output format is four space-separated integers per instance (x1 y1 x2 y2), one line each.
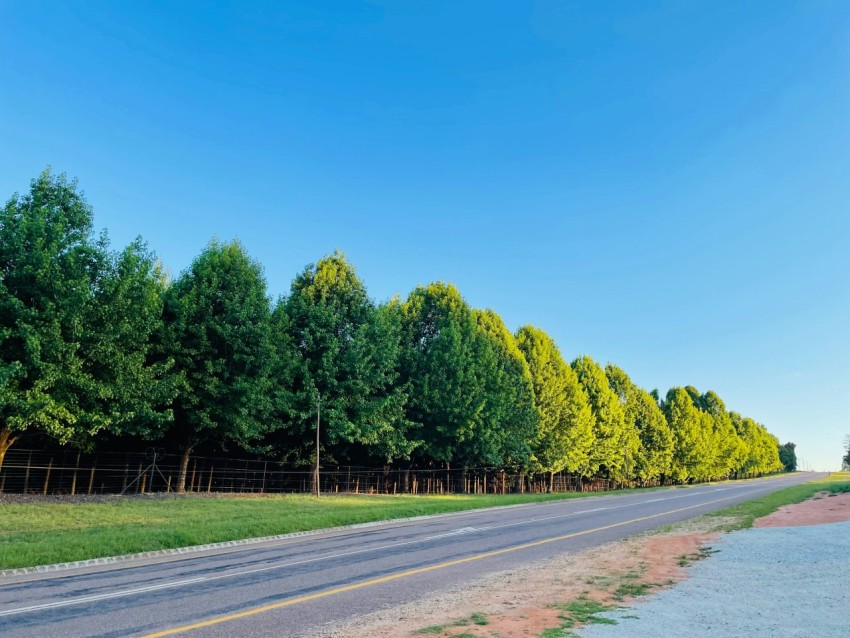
277 251 411 466
0 170 172 469
163 239 274 490
572 355 630 478
471 310 537 468
516 326 593 482
778 442 797 472
605 365 672 483
398 282 485 467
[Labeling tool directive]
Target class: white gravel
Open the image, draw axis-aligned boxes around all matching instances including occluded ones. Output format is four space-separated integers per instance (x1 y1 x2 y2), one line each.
578 520 850 638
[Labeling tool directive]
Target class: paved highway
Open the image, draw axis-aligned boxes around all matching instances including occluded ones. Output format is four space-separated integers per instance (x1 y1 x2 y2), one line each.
0 473 818 637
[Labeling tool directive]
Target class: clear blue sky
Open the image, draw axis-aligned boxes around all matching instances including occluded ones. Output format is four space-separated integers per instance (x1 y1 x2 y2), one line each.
2 2 848 470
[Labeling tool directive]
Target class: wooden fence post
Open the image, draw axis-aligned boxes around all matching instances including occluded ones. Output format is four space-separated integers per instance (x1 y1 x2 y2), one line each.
42 457 53 495
71 453 81 495
23 451 32 494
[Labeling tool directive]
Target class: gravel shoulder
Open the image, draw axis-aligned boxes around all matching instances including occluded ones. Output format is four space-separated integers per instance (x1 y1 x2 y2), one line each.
578 516 850 638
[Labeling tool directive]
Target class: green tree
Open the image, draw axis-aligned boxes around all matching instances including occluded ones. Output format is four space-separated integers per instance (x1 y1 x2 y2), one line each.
699 390 746 479
605 365 672 484
778 442 797 472
279 252 411 468
516 326 593 488
85 239 177 443
572 355 629 478
469 310 537 468
731 414 782 477
0 170 171 469
664 387 708 482
399 282 485 468
164 239 274 491
843 435 850 470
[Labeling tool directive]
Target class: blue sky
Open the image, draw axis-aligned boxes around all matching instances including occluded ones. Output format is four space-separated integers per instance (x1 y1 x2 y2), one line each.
2 1 848 470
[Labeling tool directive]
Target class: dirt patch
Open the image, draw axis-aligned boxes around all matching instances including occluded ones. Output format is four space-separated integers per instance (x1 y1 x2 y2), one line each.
314 524 720 638
754 492 850 528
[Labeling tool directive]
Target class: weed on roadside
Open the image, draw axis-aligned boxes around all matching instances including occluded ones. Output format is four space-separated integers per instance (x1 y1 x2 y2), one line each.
612 581 660 601
677 545 718 567
415 612 488 635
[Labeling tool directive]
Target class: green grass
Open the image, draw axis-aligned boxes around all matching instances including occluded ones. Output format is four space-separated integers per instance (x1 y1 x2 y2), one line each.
0 486 669 570
612 582 655 600
470 612 489 625
540 599 619 637
414 612 488 635
705 472 850 531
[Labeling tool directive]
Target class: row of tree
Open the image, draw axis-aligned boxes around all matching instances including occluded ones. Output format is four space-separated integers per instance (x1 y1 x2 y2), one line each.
1 170 787 492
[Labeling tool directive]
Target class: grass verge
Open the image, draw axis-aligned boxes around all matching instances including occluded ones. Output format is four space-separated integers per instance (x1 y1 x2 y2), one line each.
704 472 850 531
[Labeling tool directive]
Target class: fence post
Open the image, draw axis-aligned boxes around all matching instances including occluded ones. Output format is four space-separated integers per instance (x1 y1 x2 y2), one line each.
23 451 32 494
87 464 96 495
71 453 81 495
42 457 53 495
207 466 213 493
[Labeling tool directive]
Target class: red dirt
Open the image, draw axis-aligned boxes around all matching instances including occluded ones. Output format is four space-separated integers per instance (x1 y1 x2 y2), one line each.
754 491 850 527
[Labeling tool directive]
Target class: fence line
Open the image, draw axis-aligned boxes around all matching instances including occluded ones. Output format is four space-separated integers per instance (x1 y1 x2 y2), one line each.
0 448 675 496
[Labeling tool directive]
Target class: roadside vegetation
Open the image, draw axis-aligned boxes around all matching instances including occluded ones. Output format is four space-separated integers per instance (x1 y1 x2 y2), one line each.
705 471 850 530
1 170 788 498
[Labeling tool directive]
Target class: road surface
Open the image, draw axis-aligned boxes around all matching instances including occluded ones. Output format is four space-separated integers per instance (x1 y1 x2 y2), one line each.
0 473 818 637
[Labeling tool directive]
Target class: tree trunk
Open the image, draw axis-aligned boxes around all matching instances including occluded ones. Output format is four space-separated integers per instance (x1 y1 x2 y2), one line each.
0 427 18 474
177 447 192 493
549 471 555 493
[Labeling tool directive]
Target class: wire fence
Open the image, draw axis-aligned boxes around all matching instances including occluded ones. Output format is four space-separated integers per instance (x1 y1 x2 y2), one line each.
0 448 663 497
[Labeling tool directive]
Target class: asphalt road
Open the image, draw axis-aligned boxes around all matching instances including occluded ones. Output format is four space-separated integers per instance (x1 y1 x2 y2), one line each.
0 473 819 638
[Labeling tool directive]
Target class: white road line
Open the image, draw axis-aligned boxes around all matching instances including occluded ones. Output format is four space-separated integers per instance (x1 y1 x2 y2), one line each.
0 578 207 617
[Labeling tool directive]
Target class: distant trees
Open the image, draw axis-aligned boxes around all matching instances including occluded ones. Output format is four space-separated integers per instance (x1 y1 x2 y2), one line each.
778 442 797 472
0 170 788 487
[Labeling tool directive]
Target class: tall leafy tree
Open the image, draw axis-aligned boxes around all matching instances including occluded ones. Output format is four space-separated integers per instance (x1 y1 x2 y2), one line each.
0 170 103 468
279 252 411 467
699 390 746 479
399 282 485 468
468 310 537 468
572 355 629 477
164 239 274 491
516 326 593 486
605 365 672 483
664 387 709 482
0 170 171 469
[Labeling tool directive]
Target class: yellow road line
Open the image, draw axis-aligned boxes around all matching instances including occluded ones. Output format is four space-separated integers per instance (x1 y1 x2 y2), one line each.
140 490 755 638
